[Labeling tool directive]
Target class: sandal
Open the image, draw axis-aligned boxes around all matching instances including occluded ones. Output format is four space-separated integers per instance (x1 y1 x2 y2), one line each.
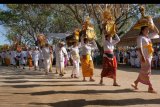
59 74 64 77
89 79 95 82
71 74 73 78
99 80 103 85
113 83 120 87
82 80 87 82
148 88 157 94
148 90 157 94
74 76 79 78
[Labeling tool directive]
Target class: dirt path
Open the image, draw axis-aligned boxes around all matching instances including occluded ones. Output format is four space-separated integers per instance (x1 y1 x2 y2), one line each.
0 65 160 107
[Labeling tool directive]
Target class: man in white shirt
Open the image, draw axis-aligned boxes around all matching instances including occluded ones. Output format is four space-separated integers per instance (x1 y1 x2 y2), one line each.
135 50 140 68
16 50 22 68
10 48 17 67
32 46 40 70
39 46 44 71
21 48 27 69
55 42 69 76
42 44 51 75
130 49 136 67
1 51 5 65
152 52 159 69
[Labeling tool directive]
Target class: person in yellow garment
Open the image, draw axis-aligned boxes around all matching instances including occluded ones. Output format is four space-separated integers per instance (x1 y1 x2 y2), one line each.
80 38 97 82
27 48 33 70
131 23 159 93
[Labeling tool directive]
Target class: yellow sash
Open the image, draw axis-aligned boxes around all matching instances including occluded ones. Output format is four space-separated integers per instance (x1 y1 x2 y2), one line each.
143 43 154 56
82 54 90 62
86 54 90 62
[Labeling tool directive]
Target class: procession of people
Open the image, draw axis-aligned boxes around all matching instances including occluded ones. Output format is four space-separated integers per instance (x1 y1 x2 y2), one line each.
0 6 159 94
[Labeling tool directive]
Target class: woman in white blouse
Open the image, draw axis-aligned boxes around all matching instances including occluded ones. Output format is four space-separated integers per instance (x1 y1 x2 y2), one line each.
100 33 120 86
131 22 159 93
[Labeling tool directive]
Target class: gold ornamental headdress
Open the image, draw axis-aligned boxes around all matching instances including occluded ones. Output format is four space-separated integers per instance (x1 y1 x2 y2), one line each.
102 9 116 37
82 16 92 29
134 6 154 29
82 16 96 41
37 34 46 46
3 44 9 51
74 28 80 41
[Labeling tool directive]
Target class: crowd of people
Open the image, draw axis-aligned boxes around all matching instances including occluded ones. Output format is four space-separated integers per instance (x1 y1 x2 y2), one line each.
0 44 54 73
115 49 160 69
0 34 120 84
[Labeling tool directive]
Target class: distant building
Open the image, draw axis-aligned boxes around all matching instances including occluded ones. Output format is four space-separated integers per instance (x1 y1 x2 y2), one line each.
46 33 71 44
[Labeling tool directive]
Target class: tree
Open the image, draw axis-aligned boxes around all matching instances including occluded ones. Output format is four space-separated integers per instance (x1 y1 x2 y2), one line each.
0 4 159 48
0 4 79 45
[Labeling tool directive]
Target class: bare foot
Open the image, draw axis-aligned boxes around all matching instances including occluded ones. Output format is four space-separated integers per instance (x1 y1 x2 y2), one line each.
131 83 138 90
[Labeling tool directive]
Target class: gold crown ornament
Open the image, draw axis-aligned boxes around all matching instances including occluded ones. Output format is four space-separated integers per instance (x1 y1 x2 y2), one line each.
3 44 10 51
74 28 80 41
37 34 46 46
102 9 116 37
82 16 96 41
134 6 154 29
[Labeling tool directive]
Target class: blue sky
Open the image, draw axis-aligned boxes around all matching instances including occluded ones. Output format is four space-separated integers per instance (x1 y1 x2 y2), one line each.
0 4 9 45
